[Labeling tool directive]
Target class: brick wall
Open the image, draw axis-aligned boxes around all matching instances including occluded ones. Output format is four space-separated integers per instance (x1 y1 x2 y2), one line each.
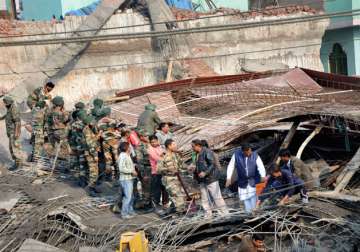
249 0 324 11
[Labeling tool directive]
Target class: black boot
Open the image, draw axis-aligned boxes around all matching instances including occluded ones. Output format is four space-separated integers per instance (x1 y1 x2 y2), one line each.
86 186 97 197
78 176 88 188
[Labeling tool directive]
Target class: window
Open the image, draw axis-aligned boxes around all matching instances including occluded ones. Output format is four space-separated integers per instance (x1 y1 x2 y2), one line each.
329 43 348 75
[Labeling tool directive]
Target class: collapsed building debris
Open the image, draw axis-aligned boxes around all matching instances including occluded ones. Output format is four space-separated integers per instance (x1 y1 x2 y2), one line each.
0 66 360 251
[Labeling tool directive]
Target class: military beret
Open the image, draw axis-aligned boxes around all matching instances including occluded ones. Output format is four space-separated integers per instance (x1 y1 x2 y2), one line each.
75 102 85 110
3 96 14 105
93 98 104 108
145 104 156 111
52 96 64 107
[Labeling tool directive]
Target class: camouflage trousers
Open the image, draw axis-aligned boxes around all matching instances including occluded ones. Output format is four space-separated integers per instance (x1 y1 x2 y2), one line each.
72 150 98 187
84 151 98 187
8 134 22 167
32 128 44 160
49 129 70 154
139 168 152 205
72 151 87 179
102 141 119 179
162 176 186 211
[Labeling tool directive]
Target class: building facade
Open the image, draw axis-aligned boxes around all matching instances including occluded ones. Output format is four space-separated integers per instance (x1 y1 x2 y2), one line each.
22 0 96 20
320 0 360 76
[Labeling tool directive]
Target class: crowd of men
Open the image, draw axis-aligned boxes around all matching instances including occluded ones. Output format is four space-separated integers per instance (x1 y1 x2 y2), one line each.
1 82 309 219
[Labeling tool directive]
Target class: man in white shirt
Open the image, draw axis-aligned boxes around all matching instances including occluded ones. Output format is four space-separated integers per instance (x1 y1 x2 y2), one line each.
225 144 266 213
156 122 174 148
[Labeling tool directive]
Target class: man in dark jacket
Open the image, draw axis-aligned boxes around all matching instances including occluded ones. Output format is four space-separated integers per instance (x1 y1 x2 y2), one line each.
191 139 228 218
279 149 316 189
257 165 308 207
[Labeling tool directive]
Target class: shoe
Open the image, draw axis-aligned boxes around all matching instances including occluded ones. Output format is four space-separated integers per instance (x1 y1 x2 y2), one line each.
302 195 309 204
78 177 88 188
8 163 18 171
112 205 121 214
122 215 132 219
86 186 97 197
165 206 176 215
129 212 137 217
204 212 213 219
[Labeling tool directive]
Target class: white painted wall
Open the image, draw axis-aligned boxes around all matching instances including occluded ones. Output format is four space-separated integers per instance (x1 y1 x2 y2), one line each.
0 0 6 11
0 11 328 106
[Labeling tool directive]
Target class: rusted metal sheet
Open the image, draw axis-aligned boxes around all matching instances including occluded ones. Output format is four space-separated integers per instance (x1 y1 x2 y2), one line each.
301 68 360 90
115 71 281 98
283 68 323 95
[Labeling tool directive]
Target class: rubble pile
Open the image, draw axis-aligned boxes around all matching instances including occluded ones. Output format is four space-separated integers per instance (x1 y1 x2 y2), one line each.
1 68 360 251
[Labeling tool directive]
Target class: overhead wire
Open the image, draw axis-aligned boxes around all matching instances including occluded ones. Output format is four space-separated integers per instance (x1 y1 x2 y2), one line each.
0 8 360 46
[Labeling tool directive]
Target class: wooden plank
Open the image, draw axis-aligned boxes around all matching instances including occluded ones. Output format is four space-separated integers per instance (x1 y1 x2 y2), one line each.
280 121 300 149
296 125 322 159
335 147 360 193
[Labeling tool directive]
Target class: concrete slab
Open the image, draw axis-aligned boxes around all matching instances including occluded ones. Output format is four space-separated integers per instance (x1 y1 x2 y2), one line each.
0 191 20 212
17 239 66 252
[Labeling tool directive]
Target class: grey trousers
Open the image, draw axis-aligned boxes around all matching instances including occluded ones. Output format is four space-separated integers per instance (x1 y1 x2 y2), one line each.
199 181 228 217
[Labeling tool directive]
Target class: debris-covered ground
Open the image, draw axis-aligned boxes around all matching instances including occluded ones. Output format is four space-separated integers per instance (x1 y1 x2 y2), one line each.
1 68 360 251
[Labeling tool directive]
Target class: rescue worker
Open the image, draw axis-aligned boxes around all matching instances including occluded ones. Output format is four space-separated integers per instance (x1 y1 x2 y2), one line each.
279 149 316 188
27 81 55 109
72 102 86 121
257 165 309 207
191 139 228 218
134 129 153 210
225 144 266 213
47 96 70 152
137 104 161 136
31 100 46 162
91 98 104 121
68 110 86 178
148 135 169 209
82 115 100 196
157 139 187 214
98 107 120 180
1 96 22 170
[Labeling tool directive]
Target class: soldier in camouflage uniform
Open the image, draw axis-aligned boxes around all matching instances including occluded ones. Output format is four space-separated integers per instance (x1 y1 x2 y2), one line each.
27 82 54 147
68 110 87 179
91 98 104 121
137 104 161 136
135 129 153 209
27 82 54 110
31 100 46 161
71 102 86 121
1 96 22 170
97 107 120 180
47 96 71 158
82 115 100 195
157 139 187 213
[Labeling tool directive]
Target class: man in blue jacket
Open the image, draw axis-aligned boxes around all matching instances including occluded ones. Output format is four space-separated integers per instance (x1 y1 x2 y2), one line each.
257 165 308 207
226 144 266 213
